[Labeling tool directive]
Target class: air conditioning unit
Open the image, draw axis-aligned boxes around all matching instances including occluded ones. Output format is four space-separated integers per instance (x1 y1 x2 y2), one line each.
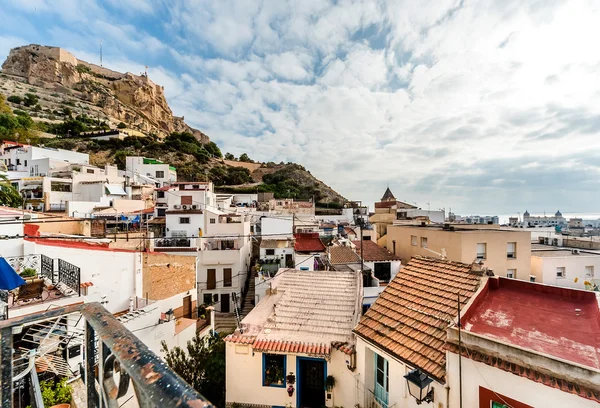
182 205 188 210
572 249 580 255
173 205 181 209
192 205 198 210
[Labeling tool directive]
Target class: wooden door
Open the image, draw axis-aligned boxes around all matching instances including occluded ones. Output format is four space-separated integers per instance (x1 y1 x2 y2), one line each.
207 269 216 290
221 293 230 313
223 268 232 287
182 295 192 318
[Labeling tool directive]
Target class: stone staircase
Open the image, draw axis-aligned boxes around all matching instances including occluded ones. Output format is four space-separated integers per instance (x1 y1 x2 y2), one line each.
213 268 257 334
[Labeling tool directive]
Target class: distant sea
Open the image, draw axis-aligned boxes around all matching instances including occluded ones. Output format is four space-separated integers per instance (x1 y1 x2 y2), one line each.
496 212 600 225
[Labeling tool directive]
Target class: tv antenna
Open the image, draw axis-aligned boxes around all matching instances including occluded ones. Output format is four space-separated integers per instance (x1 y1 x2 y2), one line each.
100 41 103 67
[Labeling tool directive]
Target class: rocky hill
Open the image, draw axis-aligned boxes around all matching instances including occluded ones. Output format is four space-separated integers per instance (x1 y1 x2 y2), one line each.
1 44 208 141
0 44 347 205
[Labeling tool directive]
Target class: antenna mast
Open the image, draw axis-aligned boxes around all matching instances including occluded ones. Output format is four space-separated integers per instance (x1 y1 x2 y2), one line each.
100 41 103 67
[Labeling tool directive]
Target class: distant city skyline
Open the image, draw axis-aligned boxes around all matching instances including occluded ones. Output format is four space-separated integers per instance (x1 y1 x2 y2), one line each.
1 0 599 213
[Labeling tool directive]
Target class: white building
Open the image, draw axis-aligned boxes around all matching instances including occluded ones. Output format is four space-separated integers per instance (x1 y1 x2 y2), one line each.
126 156 177 187
225 270 361 408
259 239 295 271
446 276 600 408
153 182 253 313
293 233 326 271
352 240 401 285
353 257 484 408
520 209 567 227
396 208 445 223
530 248 599 289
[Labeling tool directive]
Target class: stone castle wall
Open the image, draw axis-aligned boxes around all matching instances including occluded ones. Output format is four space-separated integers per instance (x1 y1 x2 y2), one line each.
12 44 79 66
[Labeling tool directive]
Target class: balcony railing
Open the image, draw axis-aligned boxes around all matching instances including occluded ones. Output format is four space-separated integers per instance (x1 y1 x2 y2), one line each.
3 254 81 313
0 302 213 407
155 238 193 248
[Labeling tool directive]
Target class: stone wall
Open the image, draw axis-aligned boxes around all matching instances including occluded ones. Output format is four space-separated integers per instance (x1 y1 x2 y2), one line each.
143 252 196 301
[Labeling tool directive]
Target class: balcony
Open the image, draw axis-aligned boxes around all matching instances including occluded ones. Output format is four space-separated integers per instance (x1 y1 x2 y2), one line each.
2 255 81 317
154 238 197 253
0 302 212 407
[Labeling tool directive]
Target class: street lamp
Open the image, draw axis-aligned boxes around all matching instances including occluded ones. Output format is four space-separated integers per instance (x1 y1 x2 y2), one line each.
404 369 434 404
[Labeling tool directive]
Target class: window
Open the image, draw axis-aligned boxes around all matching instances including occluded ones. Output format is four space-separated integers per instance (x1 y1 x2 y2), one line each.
223 268 232 287
507 242 516 258
210 218 216 224
374 354 389 406
263 354 286 387
222 240 235 250
213 293 219 303
374 262 391 283
506 269 516 279
477 243 487 259
266 249 275 256
16 159 20 165
181 196 193 205
24 160 27 167
421 237 428 248
491 402 509 408
411 235 417 246
51 182 72 192
157 191 165 198
529 276 536 282
156 170 165 178
157 208 166 217
585 266 594 278
87 169 95 174
207 269 216 289
179 217 190 224
203 293 212 305
556 267 566 279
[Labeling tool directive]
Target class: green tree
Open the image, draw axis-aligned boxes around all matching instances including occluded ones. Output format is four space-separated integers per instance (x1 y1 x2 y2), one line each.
117 122 127 129
7 95 22 105
239 153 253 163
0 175 22 207
224 152 235 160
161 333 225 407
204 141 222 158
62 106 73 118
23 93 39 107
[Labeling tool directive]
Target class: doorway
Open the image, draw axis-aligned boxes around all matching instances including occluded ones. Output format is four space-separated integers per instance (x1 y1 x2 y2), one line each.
221 293 230 313
285 254 293 268
182 295 192 318
297 357 325 408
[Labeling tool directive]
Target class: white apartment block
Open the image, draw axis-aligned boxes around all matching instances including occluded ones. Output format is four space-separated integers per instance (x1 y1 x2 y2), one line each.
126 156 177 187
530 248 600 289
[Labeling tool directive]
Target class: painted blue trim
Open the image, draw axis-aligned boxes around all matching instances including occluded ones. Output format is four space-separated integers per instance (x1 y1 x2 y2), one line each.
262 353 286 388
296 356 327 408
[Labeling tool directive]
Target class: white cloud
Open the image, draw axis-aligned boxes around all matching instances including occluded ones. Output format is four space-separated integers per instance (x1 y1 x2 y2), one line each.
2 0 600 213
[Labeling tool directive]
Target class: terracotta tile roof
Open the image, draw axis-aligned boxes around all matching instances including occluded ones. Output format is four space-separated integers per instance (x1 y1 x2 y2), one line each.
294 233 326 252
225 335 256 345
331 341 355 355
254 340 330 357
354 256 483 383
329 246 361 265
352 240 401 262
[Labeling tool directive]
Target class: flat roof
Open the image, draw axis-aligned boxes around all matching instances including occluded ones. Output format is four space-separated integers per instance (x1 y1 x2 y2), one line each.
389 224 521 233
463 278 600 370
532 249 600 257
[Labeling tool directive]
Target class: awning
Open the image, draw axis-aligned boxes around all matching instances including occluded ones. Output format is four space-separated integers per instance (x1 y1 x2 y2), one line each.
211 233 240 240
0 258 25 290
105 184 127 196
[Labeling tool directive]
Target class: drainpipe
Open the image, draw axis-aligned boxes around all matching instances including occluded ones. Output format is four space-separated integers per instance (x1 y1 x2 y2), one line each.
392 240 396 254
207 306 215 335
129 297 134 312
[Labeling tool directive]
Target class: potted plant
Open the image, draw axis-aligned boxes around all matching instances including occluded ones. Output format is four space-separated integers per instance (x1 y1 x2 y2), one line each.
286 372 296 397
40 377 72 408
20 267 37 281
325 375 336 392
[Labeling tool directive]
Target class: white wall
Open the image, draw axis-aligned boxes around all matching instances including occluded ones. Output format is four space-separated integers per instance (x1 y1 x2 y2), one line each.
294 253 316 271
531 254 600 289
23 240 139 313
446 352 599 408
166 213 205 237
0 222 23 257
261 217 293 238
355 337 448 408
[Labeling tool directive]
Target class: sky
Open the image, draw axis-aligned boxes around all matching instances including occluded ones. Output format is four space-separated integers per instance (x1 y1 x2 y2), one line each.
1 0 600 215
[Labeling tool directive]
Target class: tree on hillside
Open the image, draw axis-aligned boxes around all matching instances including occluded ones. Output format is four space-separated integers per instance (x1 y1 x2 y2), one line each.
204 141 222 158
0 96 37 141
117 122 127 129
239 153 253 163
7 95 22 105
161 333 225 407
224 152 235 160
0 175 22 207
23 93 39 107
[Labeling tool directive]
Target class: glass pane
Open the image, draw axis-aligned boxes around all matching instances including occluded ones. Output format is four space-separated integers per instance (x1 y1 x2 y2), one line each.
376 368 384 385
377 354 384 370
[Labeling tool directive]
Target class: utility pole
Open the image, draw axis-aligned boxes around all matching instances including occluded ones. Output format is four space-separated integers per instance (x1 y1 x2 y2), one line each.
458 292 463 408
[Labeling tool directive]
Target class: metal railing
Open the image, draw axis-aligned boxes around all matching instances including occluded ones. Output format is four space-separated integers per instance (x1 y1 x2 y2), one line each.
4 254 80 296
155 238 192 248
0 302 214 407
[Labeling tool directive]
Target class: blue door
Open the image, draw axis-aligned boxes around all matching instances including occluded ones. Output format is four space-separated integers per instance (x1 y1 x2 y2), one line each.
374 353 389 407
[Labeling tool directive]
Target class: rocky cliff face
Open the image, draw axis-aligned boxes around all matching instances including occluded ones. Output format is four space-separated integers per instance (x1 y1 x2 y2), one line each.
1 44 209 142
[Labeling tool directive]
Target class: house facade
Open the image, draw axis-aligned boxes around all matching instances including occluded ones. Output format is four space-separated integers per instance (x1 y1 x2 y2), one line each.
530 248 600 289
387 224 531 279
225 270 361 408
352 240 401 284
125 156 177 186
353 257 484 408
294 233 326 271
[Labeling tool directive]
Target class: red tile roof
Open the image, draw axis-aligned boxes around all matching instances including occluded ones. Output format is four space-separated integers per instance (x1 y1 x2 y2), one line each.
329 246 361 264
354 256 483 383
225 336 332 358
294 233 325 252
462 277 600 370
352 240 401 262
